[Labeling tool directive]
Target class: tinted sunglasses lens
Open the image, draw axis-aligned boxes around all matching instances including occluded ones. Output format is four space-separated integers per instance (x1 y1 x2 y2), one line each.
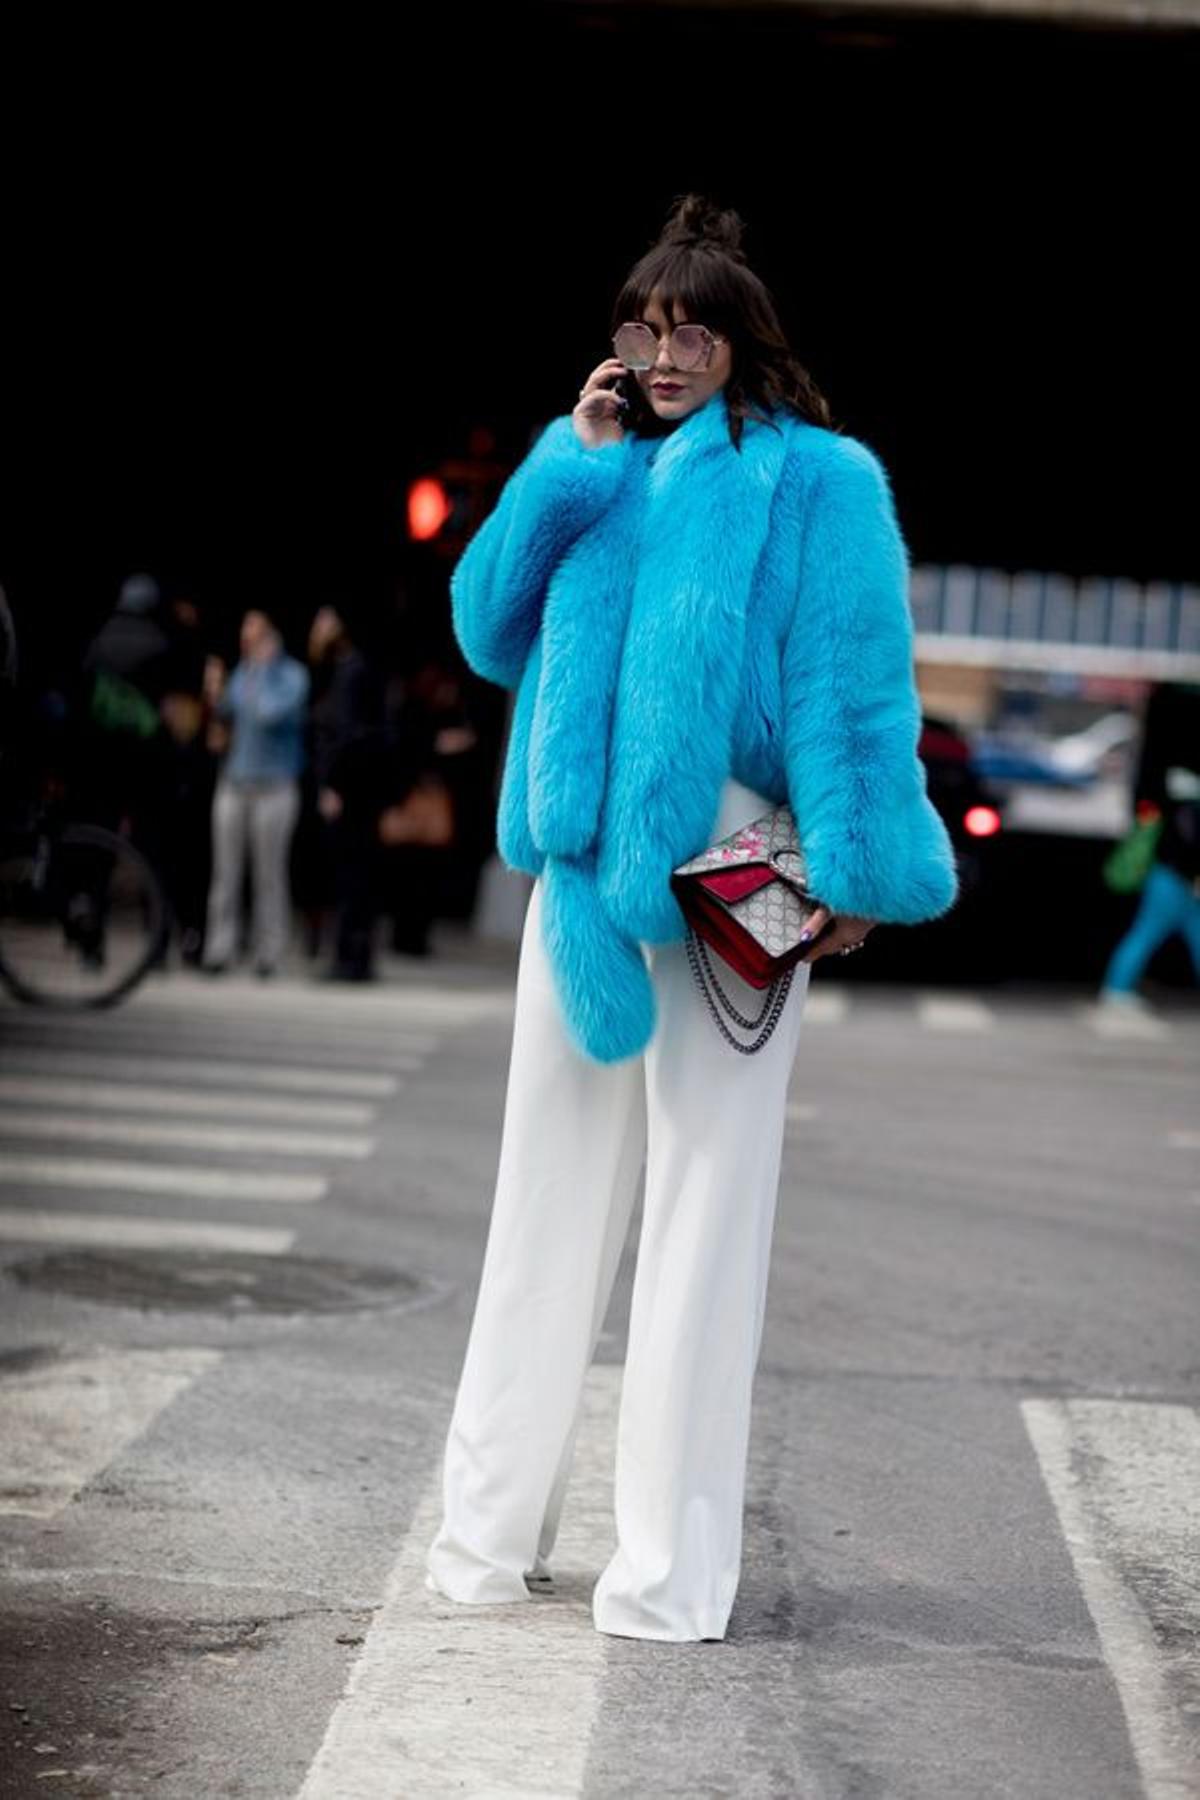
614 323 656 369
671 326 711 369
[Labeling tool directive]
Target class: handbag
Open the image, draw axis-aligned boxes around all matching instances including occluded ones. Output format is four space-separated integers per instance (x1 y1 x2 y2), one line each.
1101 811 1163 895
377 775 455 848
670 803 833 1054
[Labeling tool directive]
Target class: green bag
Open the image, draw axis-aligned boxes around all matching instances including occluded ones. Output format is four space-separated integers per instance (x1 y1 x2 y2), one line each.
1102 814 1163 895
88 668 162 741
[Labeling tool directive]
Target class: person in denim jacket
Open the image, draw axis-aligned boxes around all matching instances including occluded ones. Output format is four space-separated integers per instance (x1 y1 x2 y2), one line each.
201 609 309 977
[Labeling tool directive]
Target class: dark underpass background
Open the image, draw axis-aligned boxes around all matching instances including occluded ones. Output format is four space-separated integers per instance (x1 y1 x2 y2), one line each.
2 4 1197 987
3 4 1195 656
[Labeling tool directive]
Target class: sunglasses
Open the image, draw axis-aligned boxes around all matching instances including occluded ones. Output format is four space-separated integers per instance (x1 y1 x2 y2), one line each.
612 320 727 373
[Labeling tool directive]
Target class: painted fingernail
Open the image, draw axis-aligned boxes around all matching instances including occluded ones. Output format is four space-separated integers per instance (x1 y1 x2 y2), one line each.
798 928 813 943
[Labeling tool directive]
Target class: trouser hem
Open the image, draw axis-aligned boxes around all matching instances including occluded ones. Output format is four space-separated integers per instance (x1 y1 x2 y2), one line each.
424 1568 532 1606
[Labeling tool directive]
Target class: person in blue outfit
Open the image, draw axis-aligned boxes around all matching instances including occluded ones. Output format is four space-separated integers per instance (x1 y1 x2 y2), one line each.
425 194 959 1643
201 608 309 977
1099 681 1200 1011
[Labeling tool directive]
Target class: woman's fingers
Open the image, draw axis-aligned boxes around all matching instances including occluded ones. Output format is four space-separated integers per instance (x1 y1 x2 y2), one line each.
573 363 628 446
800 913 878 963
579 358 627 398
796 905 834 960
579 393 623 419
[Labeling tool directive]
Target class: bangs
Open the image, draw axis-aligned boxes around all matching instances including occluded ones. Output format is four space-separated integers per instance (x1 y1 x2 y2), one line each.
610 245 742 335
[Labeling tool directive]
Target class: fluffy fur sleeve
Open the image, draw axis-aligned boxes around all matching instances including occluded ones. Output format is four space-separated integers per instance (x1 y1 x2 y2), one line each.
449 416 627 690
780 435 960 925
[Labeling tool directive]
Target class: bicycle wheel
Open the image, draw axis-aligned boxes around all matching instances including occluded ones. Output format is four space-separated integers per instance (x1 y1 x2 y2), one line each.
0 821 168 1008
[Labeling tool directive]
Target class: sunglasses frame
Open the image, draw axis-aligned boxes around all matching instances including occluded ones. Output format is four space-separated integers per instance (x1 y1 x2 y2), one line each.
612 320 727 373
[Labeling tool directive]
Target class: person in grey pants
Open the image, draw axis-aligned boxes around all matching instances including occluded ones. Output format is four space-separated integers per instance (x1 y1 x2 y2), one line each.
202 610 310 977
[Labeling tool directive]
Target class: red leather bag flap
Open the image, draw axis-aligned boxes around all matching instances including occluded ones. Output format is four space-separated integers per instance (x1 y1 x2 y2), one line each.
697 864 775 903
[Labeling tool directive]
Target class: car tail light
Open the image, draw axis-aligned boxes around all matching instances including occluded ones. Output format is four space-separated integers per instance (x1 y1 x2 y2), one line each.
963 805 1002 837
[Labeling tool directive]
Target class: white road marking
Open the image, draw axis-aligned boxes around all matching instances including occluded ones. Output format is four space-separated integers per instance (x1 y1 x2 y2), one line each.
915 995 995 1031
297 1363 620 1800
0 1209 293 1253
0 1346 223 1518
0 1075 376 1126
123 975 512 1027
0 1017 433 1063
0 1051 404 1097
1021 1398 1200 1800
0 1111 375 1160
0 1157 326 1203
799 988 849 1025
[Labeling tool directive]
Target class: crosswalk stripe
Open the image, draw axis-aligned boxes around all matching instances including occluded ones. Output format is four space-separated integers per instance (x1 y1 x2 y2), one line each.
0 1111 375 1160
0 1157 326 1202
915 995 995 1031
124 976 513 1026
1021 1398 1200 1800
0 1076 376 1125
0 1209 294 1253
0 1347 224 1518
0 1051 403 1097
0 1013 437 1059
297 1364 619 1799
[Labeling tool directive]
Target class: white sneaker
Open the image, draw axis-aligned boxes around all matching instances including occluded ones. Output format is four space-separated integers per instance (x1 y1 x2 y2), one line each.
1097 988 1154 1013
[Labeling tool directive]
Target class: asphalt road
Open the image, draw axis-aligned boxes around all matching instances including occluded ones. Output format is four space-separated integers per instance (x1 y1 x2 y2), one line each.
1 930 1198 1800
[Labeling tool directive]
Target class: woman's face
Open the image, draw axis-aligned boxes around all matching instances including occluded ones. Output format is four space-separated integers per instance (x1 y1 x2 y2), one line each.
629 290 733 425
240 610 277 660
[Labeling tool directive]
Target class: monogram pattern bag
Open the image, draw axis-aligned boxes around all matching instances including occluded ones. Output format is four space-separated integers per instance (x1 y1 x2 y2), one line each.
669 803 833 1054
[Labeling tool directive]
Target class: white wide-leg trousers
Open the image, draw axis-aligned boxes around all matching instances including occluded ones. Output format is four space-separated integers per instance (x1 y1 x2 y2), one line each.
425 777 811 1641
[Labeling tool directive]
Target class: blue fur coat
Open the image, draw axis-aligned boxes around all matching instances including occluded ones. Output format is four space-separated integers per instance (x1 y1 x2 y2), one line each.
451 388 959 1063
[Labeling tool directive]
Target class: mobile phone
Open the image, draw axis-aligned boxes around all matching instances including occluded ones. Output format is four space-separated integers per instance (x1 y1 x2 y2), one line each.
613 372 639 418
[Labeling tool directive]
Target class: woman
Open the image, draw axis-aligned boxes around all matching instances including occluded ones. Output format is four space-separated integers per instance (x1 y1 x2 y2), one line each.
425 195 959 1642
201 608 310 978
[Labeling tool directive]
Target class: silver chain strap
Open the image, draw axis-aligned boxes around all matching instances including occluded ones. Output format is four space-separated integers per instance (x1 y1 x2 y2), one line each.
684 927 795 1054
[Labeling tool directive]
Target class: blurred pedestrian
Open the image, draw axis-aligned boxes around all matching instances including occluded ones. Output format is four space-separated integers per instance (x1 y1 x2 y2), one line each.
375 659 466 958
81 572 171 704
201 609 309 978
424 192 958 1642
76 571 174 851
1099 681 1200 1010
158 597 220 967
306 603 388 981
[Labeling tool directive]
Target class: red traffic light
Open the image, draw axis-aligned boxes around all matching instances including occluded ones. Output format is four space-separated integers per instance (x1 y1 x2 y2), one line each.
407 478 454 543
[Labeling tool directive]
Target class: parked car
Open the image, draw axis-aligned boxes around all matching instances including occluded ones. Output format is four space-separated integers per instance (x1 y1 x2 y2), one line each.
833 714 1006 983
970 708 1138 789
918 713 1005 907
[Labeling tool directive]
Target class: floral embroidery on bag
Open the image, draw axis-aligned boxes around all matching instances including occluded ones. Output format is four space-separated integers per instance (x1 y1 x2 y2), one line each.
715 825 767 862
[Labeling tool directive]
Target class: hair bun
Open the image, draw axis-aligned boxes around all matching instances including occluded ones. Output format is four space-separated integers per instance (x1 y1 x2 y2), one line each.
659 193 746 258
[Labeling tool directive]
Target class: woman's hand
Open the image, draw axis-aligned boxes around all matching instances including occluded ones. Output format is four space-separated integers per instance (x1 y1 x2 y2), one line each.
202 656 226 705
573 358 629 448
796 905 878 964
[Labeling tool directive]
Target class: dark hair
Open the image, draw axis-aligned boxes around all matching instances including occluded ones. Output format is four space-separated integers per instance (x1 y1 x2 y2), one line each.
609 193 836 449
